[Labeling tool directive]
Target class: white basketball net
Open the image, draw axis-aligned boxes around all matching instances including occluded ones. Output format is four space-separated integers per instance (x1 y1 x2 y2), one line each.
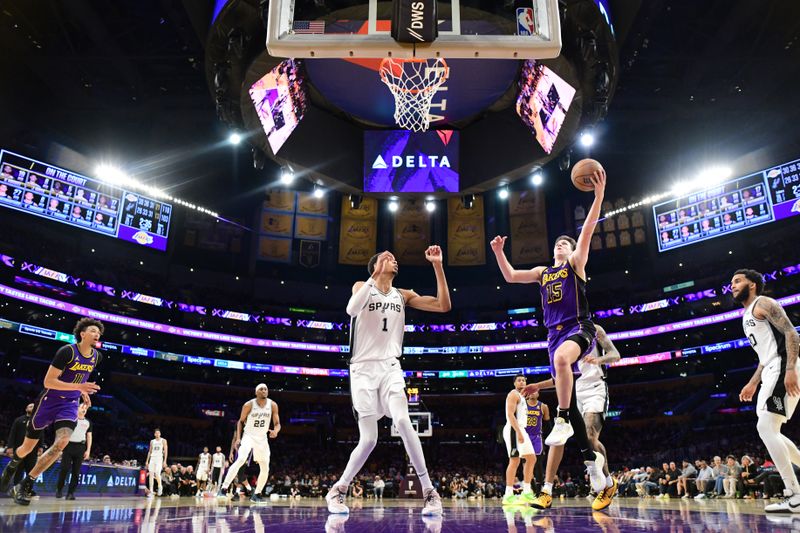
379 58 449 132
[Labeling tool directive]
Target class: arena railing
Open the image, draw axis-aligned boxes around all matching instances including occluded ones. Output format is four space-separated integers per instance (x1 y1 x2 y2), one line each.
3 252 800 335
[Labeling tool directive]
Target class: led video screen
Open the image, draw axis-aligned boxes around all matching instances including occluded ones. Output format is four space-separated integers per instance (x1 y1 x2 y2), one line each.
0 151 172 251
364 130 459 193
249 59 308 155
516 60 576 154
653 172 774 252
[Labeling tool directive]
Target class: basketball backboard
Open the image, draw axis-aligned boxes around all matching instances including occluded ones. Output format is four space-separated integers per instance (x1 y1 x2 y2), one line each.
267 0 561 59
391 411 432 437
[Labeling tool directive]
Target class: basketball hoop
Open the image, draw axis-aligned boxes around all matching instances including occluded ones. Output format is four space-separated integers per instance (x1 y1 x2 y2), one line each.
379 58 449 132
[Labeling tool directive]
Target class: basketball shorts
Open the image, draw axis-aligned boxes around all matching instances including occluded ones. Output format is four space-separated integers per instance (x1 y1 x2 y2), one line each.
758 357 800 422
547 320 596 377
212 467 222 482
239 434 270 464
576 377 609 417
349 358 406 419
503 424 535 457
196 468 209 481
27 392 79 439
148 458 163 474
529 433 544 455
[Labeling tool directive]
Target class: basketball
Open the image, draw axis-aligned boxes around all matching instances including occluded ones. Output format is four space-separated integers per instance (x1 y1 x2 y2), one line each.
571 159 604 192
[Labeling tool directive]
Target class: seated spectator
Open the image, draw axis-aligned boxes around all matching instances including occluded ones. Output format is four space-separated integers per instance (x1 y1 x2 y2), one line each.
677 459 697 498
694 460 714 499
179 466 197 497
635 467 659 497
740 456 759 498
712 456 728 497
374 475 385 499
352 479 364 498
723 455 742 498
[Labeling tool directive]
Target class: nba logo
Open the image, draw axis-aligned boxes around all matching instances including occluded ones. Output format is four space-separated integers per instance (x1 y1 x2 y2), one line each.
517 7 535 36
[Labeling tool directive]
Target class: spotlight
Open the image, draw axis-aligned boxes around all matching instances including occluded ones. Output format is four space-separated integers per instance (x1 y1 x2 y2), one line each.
229 132 242 145
425 200 436 212
579 131 594 147
280 166 294 185
95 164 131 187
697 166 732 184
313 185 325 199
531 172 544 186
498 187 509 200
388 199 399 212
461 194 475 209
349 194 362 210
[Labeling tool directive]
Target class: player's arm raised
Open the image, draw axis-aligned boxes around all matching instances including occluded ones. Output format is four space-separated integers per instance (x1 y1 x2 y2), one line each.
269 402 281 439
490 235 544 284
402 246 452 313
346 251 393 317
570 170 606 277
755 297 800 396
584 325 621 365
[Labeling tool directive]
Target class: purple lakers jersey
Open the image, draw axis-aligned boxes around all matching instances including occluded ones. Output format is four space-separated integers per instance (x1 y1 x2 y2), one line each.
50 344 101 399
540 260 591 329
526 401 544 439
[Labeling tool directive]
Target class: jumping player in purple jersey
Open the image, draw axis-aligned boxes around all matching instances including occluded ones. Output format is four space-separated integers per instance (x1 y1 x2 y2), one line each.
491 169 607 510
0 318 103 505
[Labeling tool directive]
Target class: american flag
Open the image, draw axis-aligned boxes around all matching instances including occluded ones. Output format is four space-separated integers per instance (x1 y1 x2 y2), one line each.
292 21 326 34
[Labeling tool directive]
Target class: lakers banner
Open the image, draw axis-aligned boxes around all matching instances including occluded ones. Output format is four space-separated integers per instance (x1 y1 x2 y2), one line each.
339 197 378 265
509 190 549 264
294 215 328 240
447 196 485 266
264 189 296 213
297 192 329 216
394 199 430 265
257 236 292 263
260 211 294 238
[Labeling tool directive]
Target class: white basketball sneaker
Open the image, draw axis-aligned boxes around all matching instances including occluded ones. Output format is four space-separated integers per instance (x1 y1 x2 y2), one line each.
765 489 800 513
544 417 574 446
422 488 443 516
325 485 349 514
585 451 606 494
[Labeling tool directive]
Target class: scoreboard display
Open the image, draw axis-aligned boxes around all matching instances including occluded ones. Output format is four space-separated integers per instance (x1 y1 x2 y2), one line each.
653 156 800 252
0 150 172 251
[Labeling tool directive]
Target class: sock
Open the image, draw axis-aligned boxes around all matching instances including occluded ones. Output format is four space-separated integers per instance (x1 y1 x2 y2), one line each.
542 482 553 495
606 475 614 488
523 482 532 494
504 485 513 496
556 408 570 424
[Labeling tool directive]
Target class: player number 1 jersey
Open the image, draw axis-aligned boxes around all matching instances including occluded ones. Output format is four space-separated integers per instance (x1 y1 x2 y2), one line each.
349 286 405 364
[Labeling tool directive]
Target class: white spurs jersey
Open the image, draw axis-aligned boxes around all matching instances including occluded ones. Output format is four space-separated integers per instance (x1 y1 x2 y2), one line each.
577 344 607 388
243 398 272 440
198 452 210 470
349 285 405 364
743 296 787 366
507 390 527 427
212 452 225 468
150 438 165 459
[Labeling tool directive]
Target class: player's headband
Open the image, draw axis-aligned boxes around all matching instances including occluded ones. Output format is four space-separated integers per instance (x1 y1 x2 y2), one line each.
255 383 268 393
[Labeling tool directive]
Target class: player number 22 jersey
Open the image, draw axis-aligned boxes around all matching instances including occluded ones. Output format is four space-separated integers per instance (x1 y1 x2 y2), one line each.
244 398 273 440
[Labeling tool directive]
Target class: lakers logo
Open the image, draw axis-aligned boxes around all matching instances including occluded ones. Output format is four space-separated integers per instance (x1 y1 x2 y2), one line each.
68 362 94 372
542 269 568 284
